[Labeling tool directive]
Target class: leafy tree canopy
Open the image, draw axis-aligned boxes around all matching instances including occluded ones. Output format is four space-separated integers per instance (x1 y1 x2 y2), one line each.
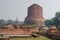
56 12 60 17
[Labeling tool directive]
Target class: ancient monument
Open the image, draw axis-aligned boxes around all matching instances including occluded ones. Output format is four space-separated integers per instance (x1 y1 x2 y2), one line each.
24 4 45 26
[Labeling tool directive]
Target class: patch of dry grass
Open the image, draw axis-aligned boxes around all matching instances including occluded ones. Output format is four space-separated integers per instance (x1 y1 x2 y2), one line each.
10 36 52 40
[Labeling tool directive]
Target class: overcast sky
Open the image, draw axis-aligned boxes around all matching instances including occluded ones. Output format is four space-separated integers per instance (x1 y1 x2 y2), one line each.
0 0 60 21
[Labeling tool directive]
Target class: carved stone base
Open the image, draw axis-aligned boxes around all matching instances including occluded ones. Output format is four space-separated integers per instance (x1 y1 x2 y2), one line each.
24 17 45 26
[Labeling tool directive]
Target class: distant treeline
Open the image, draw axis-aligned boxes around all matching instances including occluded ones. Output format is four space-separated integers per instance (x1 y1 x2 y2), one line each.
0 19 24 27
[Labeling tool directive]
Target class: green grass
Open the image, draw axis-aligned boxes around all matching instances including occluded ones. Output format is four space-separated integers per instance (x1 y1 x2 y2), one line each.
10 36 52 40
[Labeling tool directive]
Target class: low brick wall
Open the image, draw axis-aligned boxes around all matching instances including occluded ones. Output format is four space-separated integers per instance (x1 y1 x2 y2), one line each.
3 34 32 38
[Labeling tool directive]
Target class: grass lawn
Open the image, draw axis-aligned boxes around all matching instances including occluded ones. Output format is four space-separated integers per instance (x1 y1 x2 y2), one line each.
10 36 52 40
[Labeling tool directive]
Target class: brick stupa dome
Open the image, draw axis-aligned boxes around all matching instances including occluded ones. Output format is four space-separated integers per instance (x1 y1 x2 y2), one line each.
24 4 45 26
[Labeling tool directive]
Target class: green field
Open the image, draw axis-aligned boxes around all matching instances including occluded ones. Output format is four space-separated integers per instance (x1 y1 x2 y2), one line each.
10 36 52 40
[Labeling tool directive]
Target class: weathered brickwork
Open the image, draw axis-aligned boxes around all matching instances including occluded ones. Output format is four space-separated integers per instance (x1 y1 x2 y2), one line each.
24 4 45 26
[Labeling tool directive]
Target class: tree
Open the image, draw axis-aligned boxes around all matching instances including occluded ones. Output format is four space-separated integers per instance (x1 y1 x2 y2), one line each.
7 20 14 25
53 12 60 27
55 12 60 17
45 12 60 27
0 19 6 27
45 19 53 26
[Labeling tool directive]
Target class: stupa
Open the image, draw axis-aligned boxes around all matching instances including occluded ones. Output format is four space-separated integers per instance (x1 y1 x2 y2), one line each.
24 4 45 26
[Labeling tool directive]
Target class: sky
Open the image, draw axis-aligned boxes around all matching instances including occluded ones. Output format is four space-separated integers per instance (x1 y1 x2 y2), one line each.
0 0 60 21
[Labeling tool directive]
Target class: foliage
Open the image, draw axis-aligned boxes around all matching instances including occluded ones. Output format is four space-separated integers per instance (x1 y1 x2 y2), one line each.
29 24 37 28
45 19 53 26
0 19 6 27
45 12 60 27
56 12 60 17
0 19 24 27
7 20 14 25
54 12 60 26
53 17 60 26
